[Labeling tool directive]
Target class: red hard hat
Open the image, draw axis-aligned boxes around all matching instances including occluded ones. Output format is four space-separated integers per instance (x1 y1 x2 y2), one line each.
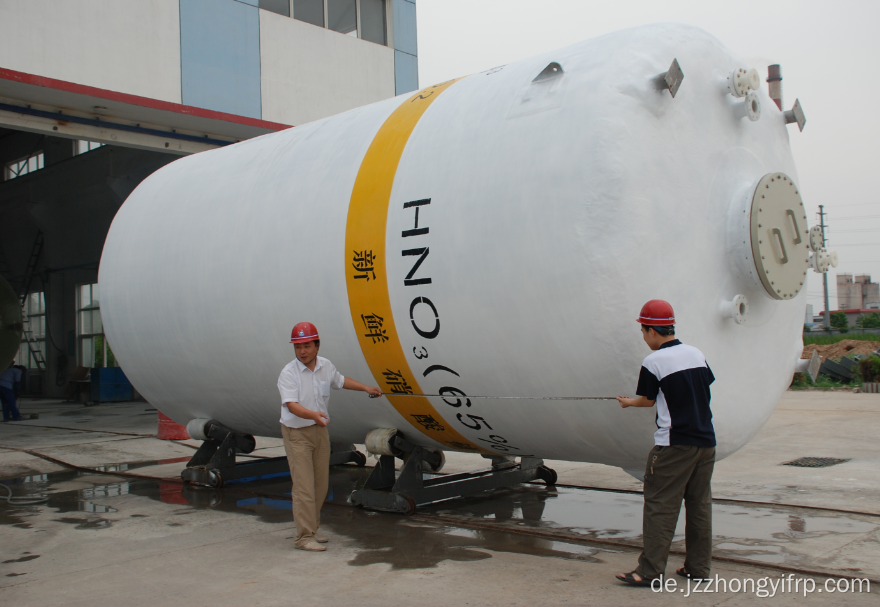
637 300 675 326
290 322 320 343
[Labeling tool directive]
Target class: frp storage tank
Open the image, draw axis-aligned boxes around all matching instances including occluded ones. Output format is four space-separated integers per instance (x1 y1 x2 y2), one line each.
99 24 820 473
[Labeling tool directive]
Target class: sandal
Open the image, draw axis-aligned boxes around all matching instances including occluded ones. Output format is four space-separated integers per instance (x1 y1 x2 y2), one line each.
616 571 655 587
676 566 706 580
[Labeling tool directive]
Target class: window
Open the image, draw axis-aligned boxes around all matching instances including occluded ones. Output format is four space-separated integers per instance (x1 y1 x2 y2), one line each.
328 0 357 36
77 283 115 368
286 0 386 45
74 140 105 155
294 0 324 27
260 0 290 16
4 152 44 180
17 292 46 369
360 0 386 45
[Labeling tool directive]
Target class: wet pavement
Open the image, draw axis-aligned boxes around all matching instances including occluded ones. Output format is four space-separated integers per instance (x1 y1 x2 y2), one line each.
1 393 879 605
3 459 879 578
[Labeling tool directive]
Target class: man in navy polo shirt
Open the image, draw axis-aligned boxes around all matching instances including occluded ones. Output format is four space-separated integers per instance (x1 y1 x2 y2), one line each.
615 299 716 586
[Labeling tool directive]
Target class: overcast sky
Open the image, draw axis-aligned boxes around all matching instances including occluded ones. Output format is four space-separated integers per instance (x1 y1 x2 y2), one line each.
416 0 880 319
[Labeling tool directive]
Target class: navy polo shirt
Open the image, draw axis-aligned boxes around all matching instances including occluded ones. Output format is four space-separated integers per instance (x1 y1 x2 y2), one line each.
636 339 716 447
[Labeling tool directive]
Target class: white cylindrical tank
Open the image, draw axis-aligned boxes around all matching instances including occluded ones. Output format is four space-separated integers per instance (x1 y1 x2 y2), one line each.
99 24 816 472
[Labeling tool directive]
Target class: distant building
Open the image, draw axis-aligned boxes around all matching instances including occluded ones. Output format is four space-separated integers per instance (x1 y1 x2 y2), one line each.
1 0 417 396
837 274 880 310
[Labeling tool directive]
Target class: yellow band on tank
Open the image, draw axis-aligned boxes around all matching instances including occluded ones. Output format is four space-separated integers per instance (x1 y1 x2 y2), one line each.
344 80 480 452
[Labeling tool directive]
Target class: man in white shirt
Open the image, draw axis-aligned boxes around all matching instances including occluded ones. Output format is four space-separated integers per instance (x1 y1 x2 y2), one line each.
278 321 381 551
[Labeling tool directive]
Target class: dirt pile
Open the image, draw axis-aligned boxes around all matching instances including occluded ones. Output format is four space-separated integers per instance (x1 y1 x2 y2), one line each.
801 339 880 362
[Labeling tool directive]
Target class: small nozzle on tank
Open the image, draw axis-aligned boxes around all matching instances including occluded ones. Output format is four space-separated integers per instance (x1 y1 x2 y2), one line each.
720 295 749 325
767 64 783 110
795 349 821 383
810 249 838 273
656 58 684 97
784 99 807 132
733 91 762 122
728 67 761 97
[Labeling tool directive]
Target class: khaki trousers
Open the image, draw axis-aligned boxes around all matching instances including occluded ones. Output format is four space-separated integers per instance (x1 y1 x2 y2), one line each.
636 444 715 579
280 424 330 548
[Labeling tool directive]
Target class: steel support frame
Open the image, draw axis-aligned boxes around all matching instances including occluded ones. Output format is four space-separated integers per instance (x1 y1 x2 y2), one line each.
350 446 547 515
181 442 364 488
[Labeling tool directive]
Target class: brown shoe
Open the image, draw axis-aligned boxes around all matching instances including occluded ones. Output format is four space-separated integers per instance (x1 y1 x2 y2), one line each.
297 541 326 552
315 535 329 544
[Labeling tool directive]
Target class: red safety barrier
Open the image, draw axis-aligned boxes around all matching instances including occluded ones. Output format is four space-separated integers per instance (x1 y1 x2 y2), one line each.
157 411 190 440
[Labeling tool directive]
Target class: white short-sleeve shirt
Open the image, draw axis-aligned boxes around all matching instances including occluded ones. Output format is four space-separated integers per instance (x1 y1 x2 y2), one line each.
277 356 345 429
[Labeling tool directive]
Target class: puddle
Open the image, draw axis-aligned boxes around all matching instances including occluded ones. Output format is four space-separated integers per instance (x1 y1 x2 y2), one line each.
426 484 879 565
91 456 192 473
228 487 603 569
2 462 879 571
0 466 604 569
1 472 127 526
340 516 603 569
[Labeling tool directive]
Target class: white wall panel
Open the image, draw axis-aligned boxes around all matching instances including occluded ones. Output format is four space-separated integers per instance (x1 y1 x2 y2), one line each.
0 0 181 103
259 10 395 126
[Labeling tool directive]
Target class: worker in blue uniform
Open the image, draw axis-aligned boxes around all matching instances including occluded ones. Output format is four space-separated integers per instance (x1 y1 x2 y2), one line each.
0 363 23 422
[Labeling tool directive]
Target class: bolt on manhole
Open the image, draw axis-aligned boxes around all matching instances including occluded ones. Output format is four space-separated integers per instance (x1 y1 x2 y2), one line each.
782 457 851 468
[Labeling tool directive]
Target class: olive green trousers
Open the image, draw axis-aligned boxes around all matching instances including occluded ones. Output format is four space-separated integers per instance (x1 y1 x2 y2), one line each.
636 444 715 579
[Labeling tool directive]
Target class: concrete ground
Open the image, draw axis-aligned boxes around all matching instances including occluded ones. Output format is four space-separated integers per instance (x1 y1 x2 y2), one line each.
0 391 878 606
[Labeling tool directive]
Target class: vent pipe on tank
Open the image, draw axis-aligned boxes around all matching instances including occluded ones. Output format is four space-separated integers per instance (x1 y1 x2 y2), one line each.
767 64 783 110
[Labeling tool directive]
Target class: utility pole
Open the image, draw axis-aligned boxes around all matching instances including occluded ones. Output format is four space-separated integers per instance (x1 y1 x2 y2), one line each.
819 205 831 329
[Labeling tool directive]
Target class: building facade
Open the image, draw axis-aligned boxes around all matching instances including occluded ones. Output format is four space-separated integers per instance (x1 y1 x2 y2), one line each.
0 0 417 397
837 274 880 311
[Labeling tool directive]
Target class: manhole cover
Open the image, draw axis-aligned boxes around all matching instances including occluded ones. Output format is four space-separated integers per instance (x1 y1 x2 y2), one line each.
748 173 811 300
783 457 850 468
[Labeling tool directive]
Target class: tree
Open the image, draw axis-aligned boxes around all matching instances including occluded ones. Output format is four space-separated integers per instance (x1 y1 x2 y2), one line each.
830 311 848 332
860 355 880 382
856 312 880 329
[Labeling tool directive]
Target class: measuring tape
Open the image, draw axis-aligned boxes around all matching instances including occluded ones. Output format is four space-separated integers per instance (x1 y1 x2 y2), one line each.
369 394 618 401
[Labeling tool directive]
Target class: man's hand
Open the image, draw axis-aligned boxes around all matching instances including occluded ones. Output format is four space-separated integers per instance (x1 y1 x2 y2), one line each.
343 377 382 397
286 401 330 425
617 395 656 409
